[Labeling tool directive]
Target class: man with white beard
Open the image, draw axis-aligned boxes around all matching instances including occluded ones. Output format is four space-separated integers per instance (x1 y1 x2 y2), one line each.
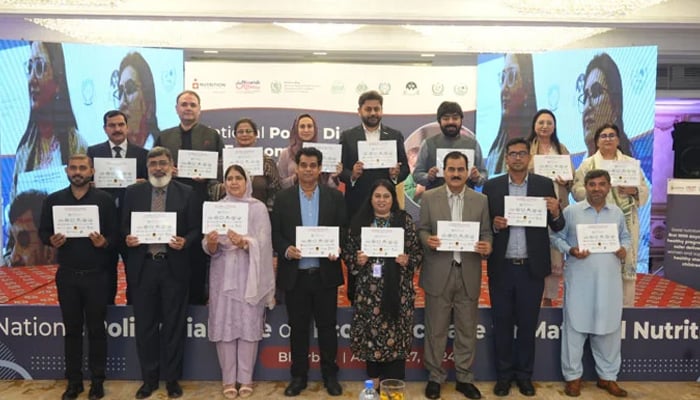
122 146 200 399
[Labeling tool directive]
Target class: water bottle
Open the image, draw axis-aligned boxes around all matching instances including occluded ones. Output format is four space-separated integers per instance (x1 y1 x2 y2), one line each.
359 379 379 400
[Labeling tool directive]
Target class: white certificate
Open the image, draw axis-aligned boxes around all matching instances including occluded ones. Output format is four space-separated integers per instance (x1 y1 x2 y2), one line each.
296 226 339 257
357 140 397 169
435 148 474 177
598 159 641 186
361 227 404 257
533 155 573 181
202 202 248 234
177 150 219 179
436 221 480 252
222 147 264 176
93 157 137 188
303 142 342 173
576 223 620 253
130 212 177 244
504 196 547 227
52 205 100 238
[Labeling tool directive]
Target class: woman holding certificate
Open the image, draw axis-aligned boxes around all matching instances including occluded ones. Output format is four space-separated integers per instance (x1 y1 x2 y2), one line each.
341 179 423 387
572 123 649 306
526 109 573 307
203 164 275 399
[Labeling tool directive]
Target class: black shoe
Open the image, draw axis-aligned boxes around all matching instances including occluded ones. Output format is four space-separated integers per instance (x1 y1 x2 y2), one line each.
456 381 482 399
425 381 441 399
284 377 307 397
493 380 511 397
324 377 342 396
135 382 158 399
166 380 183 398
61 382 84 400
516 379 536 396
88 381 104 400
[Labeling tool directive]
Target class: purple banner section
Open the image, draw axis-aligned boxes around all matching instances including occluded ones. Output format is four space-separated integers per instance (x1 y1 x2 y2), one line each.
0 306 697 381
664 193 700 290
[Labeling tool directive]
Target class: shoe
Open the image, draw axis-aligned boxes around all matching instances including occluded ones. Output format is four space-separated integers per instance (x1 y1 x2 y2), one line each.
222 384 238 399
564 378 582 397
135 382 158 399
88 381 105 400
597 379 628 397
493 380 511 396
516 379 536 396
284 377 307 397
61 382 84 400
324 376 342 396
166 380 183 398
238 384 254 398
456 381 482 399
425 381 441 399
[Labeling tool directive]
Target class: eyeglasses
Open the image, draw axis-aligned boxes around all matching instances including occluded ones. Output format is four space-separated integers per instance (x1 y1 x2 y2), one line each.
506 150 529 159
147 160 170 168
498 67 520 88
236 128 255 135
25 57 48 79
577 82 608 112
598 133 618 140
113 79 141 104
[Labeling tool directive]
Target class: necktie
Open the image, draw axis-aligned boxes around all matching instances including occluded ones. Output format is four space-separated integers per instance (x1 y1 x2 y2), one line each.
113 146 122 158
450 193 462 264
148 189 167 254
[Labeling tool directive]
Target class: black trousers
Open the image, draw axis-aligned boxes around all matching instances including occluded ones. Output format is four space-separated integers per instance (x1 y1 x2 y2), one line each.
285 270 339 380
366 359 406 380
55 266 109 384
188 245 209 305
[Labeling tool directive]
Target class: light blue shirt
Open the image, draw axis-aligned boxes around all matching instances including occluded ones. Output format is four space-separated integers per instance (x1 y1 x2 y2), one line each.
298 185 320 269
505 174 528 258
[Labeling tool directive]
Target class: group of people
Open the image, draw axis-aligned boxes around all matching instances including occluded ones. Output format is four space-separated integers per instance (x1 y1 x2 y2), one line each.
34 86 647 400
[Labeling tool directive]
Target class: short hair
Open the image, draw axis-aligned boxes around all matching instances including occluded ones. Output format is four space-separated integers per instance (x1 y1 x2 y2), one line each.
594 122 620 144
295 146 323 166
584 169 611 185
505 137 530 153
148 146 173 161
436 101 463 121
103 109 127 126
358 90 383 107
9 190 47 225
443 151 469 170
224 164 247 182
68 153 92 167
176 90 201 105
234 118 258 136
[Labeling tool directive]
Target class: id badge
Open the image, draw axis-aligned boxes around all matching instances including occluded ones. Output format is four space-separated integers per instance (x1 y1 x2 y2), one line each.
372 262 382 278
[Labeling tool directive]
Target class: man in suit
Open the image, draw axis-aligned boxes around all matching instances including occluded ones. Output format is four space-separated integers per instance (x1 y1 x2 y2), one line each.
87 109 148 304
482 137 564 397
272 147 348 397
419 151 492 400
122 146 200 399
155 90 223 305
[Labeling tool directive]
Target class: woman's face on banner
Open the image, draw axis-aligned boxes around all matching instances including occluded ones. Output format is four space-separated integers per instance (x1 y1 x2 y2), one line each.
582 68 617 150
500 54 527 118
28 42 59 112
118 65 149 146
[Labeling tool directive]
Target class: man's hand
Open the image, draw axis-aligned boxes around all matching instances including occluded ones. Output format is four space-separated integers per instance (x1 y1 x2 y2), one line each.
569 246 590 259
49 233 67 248
88 232 107 248
351 161 364 181
493 216 508 230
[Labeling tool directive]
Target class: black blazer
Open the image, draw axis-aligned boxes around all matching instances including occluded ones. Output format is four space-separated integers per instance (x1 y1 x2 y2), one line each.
272 184 348 290
482 173 565 280
121 180 201 285
338 125 409 217
87 141 149 209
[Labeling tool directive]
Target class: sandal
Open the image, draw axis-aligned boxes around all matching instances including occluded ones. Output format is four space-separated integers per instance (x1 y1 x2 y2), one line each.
238 384 254 398
223 384 238 399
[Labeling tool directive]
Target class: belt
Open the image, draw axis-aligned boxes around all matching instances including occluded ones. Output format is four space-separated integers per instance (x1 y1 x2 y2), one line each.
59 266 103 275
146 252 168 261
451 260 462 268
506 258 529 265
298 267 320 274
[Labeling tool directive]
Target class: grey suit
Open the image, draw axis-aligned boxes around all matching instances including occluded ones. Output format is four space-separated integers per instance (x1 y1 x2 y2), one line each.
418 185 492 383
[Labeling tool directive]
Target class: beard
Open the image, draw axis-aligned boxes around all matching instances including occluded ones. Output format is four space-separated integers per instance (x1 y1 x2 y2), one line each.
149 173 172 188
69 175 91 187
440 124 460 137
361 115 381 129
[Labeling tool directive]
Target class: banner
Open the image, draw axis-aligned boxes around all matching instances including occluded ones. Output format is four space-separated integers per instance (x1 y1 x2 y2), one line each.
664 179 700 290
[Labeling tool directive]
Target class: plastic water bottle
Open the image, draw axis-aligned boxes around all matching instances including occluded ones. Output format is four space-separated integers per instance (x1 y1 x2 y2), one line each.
359 379 379 400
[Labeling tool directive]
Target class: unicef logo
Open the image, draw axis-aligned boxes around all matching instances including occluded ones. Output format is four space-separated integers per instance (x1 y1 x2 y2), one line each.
432 82 444 96
270 81 282 94
453 83 469 96
378 82 391 95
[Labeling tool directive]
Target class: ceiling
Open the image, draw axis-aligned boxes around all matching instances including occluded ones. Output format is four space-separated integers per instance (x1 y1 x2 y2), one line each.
1 0 700 65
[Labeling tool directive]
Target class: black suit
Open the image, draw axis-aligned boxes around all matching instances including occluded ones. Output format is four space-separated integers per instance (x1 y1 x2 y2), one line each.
482 173 565 382
272 184 347 380
87 140 148 304
122 180 200 385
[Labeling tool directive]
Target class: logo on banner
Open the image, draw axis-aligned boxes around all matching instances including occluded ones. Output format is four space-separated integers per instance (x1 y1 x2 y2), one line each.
378 82 391 95
432 82 444 96
161 68 177 92
404 81 419 95
356 82 368 94
331 81 345 94
235 80 261 93
453 83 469 96
270 81 282 94
192 79 199 89
191 78 226 91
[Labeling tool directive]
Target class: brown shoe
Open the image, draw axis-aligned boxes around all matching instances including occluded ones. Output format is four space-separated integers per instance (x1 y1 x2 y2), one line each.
564 378 581 397
597 379 628 397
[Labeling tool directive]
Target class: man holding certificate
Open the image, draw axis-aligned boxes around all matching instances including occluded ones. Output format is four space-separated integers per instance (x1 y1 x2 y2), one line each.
122 146 201 399
482 137 564 397
550 169 631 398
271 147 347 397
38 154 118 400
418 151 492 400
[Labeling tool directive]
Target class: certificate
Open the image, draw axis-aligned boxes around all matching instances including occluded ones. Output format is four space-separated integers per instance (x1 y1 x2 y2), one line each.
303 142 342 173
52 205 100 238
361 227 404 257
504 196 547 227
533 155 573 181
130 212 177 244
222 147 264 176
296 226 339 257
93 157 137 188
576 223 620 253
436 221 480 252
177 150 218 179
435 148 474 177
202 201 248 234
357 140 397 169
598 159 641 186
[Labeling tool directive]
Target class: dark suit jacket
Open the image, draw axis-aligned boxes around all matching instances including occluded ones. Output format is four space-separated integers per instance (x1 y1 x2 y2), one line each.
338 125 409 217
272 184 348 290
87 140 148 209
121 180 201 285
482 173 565 280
